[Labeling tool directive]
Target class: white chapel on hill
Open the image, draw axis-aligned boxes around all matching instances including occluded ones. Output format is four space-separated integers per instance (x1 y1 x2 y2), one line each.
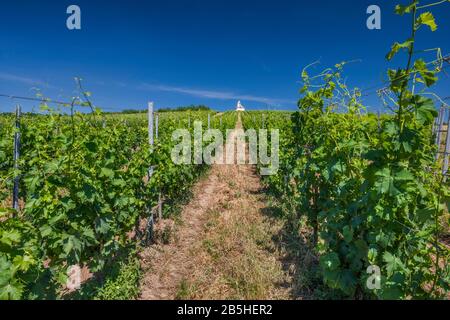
236 100 245 111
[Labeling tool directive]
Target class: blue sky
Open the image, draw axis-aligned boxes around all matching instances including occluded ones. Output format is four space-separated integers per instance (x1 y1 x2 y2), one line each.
0 0 449 112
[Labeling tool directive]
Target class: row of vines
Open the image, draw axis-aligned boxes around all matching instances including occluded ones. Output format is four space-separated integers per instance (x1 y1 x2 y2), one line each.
0 105 236 299
243 0 449 299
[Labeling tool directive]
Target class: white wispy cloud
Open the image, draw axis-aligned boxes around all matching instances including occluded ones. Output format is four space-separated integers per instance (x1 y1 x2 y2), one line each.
0 72 56 89
138 83 294 106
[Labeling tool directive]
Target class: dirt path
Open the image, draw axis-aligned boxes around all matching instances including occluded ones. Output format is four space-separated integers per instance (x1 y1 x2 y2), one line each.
139 117 297 300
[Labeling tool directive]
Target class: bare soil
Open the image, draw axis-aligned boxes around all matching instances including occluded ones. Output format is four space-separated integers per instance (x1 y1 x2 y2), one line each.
139 118 299 300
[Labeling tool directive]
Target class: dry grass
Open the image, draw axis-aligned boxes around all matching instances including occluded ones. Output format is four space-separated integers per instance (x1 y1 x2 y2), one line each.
138 118 300 300
177 164 291 300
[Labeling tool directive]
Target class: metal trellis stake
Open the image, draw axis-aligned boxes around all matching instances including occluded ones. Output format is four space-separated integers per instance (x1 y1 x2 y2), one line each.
158 193 163 220
12 104 21 212
147 102 155 242
442 108 450 180
435 105 445 160
148 102 154 146
155 113 159 140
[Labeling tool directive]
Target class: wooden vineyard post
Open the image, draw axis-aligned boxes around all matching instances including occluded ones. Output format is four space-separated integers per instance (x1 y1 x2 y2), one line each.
208 113 211 130
220 115 222 127
12 104 21 212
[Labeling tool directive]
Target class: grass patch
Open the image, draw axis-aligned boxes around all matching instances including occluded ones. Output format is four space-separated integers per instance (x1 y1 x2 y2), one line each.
192 199 288 299
62 246 141 300
262 194 346 300
175 279 196 300
94 253 141 300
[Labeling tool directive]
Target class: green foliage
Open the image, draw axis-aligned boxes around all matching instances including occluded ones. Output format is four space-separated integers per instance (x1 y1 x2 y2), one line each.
0 108 237 299
0 212 41 300
93 253 141 300
242 0 449 299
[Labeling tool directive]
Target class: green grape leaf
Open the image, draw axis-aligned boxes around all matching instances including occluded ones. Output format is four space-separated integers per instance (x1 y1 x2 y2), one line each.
386 39 413 61
320 253 340 271
414 59 437 87
395 3 416 15
417 12 437 31
342 226 354 243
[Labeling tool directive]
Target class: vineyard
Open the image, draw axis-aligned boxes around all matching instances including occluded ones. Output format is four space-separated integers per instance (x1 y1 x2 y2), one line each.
1 0 450 301
240 0 450 298
0 108 237 299
242 108 449 299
